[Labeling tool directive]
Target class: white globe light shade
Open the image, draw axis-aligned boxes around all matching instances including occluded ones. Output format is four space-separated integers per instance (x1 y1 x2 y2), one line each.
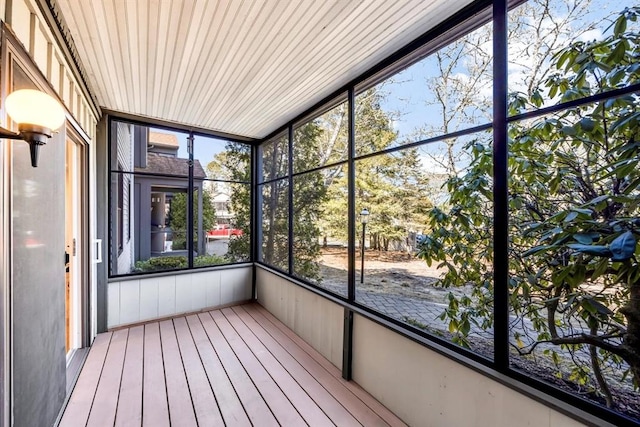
360 208 370 223
5 89 65 131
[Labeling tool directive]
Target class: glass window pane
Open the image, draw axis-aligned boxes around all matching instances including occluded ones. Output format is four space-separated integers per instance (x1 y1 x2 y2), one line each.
194 136 251 183
110 175 191 275
199 181 250 265
260 180 289 271
225 182 251 263
292 166 348 296
355 20 492 156
261 133 289 182
355 132 494 357
508 93 640 420
113 124 190 175
109 121 248 276
293 98 348 173
508 0 633 115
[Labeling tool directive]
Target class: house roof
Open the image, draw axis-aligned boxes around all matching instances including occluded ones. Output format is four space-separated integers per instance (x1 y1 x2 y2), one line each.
137 153 207 179
54 0 474 139
149 131 179 149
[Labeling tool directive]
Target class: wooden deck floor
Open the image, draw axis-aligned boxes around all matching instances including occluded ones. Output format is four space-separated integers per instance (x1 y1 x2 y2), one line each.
59 303 406 426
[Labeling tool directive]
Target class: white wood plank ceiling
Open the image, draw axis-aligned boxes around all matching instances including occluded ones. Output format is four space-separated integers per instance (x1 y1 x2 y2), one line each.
56 0 473 139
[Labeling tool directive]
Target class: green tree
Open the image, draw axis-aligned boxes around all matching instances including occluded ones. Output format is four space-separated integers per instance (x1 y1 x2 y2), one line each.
419 7 640 407
321 88 433 251
292 122 326 280
416 0 613 179
171 188 216 251
260 134 290 271
208 143 251 262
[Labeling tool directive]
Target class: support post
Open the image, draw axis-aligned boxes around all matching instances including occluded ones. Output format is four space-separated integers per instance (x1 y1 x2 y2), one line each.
360 223 366 284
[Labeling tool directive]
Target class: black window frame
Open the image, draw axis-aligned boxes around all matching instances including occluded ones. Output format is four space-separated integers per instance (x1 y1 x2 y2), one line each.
253 0 640 425
107 116 254 278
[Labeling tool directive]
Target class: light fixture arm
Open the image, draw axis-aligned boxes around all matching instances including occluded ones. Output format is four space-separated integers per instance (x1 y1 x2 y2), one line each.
0 124 52 167
0 126 22 140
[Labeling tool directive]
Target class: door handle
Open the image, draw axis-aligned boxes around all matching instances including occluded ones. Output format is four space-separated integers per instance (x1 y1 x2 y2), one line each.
93 239 102 264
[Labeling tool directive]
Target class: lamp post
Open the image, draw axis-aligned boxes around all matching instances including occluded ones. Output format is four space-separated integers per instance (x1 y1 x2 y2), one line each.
360 208 369 284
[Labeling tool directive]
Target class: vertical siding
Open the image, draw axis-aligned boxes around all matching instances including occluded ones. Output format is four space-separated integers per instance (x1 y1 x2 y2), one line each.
116 122 133 274
255 268 344 369
0 0 98 426
107 266 252 328
3 2 100 425
7 0 99 135
352 314 594 427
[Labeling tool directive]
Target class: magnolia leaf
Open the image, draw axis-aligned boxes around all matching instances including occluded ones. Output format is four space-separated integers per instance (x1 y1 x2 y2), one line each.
581 296 613 317
610 231 636 261
561 125 576 136
523 245 556 257
608 41 627 64
564 211 579 223
567 244 612 257
614 13 627 36
580 117 596 132
448 320 458 334
573 233 594 244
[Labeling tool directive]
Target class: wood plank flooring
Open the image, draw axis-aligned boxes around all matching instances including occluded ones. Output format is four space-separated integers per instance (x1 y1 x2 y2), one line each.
59 303 407 427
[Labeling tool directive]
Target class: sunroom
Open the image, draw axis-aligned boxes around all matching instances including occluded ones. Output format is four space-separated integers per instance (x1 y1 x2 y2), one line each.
1 0 639 426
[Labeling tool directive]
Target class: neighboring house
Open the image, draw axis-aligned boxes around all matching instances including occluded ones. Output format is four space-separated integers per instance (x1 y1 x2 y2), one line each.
114 129 208 274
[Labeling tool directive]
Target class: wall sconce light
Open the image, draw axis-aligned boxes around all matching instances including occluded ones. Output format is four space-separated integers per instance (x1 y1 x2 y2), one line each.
0 89 66 167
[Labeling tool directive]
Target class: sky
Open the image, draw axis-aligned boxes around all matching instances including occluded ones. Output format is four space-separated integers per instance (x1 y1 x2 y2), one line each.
370 0 623 173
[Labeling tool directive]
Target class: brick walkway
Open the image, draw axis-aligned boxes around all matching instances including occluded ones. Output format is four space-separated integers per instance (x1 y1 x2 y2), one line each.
318 281 593 363
318 282 493 341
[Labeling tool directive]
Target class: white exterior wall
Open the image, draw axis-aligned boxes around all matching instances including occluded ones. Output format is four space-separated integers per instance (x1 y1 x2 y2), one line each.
107 266 253 328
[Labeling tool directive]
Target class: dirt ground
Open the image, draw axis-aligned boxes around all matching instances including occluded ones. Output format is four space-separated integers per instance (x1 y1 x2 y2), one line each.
319 246 473 303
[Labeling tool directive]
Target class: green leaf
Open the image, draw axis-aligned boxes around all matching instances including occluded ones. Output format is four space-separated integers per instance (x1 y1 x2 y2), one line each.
583 296 613 316
579 117 595 132
610 231 636 261
460 319 471 336
567 244 613 257
584 194 609 206
591 257 610 280
573 233 594 244
564 211 578 223
448 320 458 334
522 245 556 257
607 41 626 64
614 14 627 36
